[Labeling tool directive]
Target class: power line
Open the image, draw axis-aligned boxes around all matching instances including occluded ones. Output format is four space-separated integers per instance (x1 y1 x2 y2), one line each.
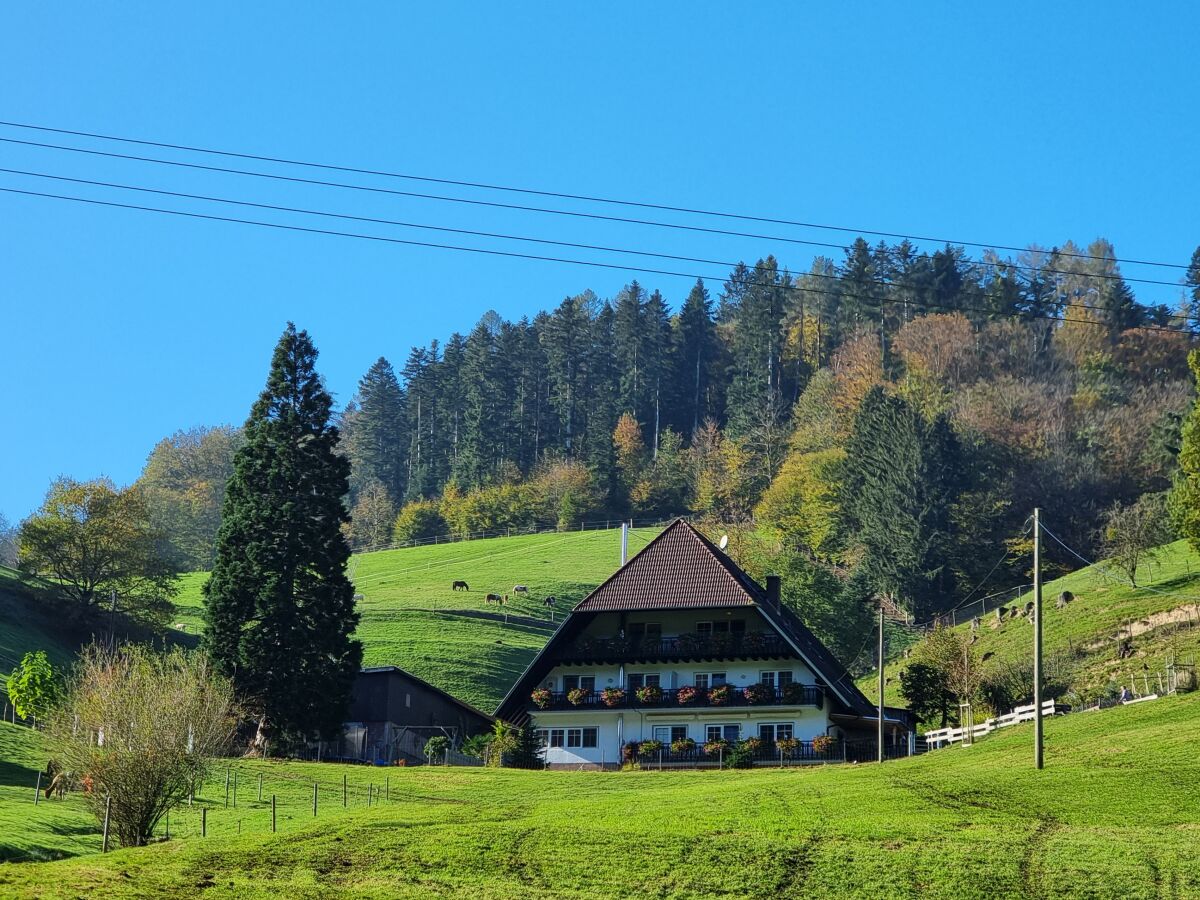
4 184 1196 336
0 134 1188 292
0 117 1189 272
6 165 1186 323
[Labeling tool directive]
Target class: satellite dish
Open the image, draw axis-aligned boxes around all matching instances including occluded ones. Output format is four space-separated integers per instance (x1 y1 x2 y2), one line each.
718 534 729 550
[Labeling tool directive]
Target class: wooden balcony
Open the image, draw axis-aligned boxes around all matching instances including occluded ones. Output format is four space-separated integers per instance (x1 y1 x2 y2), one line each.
551 631 794 665
529 683 824 712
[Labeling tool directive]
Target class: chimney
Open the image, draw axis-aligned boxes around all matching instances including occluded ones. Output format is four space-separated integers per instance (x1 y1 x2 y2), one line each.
766 575 781 611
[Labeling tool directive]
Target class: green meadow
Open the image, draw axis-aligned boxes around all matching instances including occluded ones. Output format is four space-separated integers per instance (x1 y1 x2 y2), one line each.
1 690 1197 898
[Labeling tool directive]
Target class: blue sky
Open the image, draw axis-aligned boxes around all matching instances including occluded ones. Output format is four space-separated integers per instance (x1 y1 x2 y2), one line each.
1 3 1198 523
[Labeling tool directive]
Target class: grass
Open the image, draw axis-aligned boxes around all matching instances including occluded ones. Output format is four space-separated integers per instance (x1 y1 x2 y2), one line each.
0 568 80 695
860 540 1200 709
0 691 1197 898
170 527 662 712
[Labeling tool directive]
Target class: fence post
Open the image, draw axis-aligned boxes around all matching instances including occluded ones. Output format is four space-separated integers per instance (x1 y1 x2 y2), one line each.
313 783 318 816
719 747 723 770
102 796 112 852
201 807 207 837
271 795 276 833
343 774 347 807
165 808 170 840
385 776 389 802
258 773 263 803
224 767 230 808
232 769 237 808
34 771 41 805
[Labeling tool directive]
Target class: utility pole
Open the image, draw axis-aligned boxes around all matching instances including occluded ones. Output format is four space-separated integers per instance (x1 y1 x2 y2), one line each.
1033 507 1044 770
877 602 885 764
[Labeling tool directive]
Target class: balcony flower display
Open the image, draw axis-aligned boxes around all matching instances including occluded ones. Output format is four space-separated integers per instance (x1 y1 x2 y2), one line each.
671 737 696 754
676 685 698 706
781 681 808 704
740 737 763 753
530 687 553 709
635 684 663 705
703 738 730 755
742 682 773 705
776 737 801 756
638 739 663 756
812 734 834 755
601 687 626 708
567 687 592 706
707 684 733 706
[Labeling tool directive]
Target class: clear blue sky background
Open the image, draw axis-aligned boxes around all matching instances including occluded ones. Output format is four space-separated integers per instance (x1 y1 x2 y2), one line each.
2 3 1198 524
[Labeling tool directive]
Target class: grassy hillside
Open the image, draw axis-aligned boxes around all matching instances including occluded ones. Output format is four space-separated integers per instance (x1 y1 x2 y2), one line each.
861 539 1200 710
0 691 1197 898
171 527 661 712
0 568 80 694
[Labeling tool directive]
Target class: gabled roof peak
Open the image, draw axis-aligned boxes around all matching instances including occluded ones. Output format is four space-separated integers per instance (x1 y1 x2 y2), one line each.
573 518 763 612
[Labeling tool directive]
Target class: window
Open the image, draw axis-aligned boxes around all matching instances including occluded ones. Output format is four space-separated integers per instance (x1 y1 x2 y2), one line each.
694 672 727 689
757 722 795 743
705 724 740 742
760 671 794 691
539 727 598 749
698 619 746 635
562 674 595 692
628 622 662 640
405 693 411 708
730 619 746 633
628 673 661 689
653 725 688 744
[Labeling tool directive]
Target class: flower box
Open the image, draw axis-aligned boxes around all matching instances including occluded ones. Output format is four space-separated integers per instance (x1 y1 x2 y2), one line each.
812 734 834 754
707 684 733 706
638 739 663 756
567 687 592 706
635 684 663 705
776 737 801 756
601 687 626 708
703 738 730 755
676 685 698 706
670 737 696 753
530 688 553 709
742 683 773 705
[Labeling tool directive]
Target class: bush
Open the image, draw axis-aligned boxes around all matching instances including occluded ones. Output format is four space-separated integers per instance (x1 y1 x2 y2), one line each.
392 500 447 544
6 650 62 722
49 644 234 848
424 735 450 762
461 733 493 759
725 739 757 768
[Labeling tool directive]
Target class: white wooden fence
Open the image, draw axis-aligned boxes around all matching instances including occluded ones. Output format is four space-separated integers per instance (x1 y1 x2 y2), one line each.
923 700 1067 750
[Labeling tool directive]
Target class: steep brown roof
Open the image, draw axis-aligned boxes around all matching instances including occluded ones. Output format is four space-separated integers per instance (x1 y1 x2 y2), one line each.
573 519 760 611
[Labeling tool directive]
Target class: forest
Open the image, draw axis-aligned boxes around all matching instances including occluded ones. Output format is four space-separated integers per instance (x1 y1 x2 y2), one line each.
119 237 1200 653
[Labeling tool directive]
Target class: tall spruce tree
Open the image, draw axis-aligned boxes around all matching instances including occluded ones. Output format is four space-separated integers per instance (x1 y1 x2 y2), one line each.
344 357 406 504
838 387 965 618
203 324 362 746
671 279 717 437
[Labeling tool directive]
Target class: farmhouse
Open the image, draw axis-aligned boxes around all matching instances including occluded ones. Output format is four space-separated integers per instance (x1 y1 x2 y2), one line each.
335 666 494 764
497 519 911 768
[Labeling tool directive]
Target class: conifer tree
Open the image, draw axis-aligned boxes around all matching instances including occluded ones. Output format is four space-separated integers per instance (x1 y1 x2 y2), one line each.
671 279 717 437
343 357 406 504
203 323 362 747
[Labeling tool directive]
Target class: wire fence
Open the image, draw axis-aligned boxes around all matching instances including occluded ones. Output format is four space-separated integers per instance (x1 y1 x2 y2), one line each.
351 516 673 556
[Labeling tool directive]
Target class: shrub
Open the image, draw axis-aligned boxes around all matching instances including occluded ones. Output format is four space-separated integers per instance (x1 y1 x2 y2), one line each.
392 499 447 544
6 650 62 722
567 687 592 706
725 739 757 768
676 685 698 705
707 684 733 705
530 688 553 709
742 683 773 705
671 737 696 753
601 687 626 707
49 643 234 848
635 684 663 705
461 733 493 759
424 735 450 762
638 739 663 755
812 734 835 754
621 741 641 764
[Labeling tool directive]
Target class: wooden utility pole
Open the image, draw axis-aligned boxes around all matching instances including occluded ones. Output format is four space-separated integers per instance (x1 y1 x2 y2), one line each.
1033 507 1044 770
877 603 885 764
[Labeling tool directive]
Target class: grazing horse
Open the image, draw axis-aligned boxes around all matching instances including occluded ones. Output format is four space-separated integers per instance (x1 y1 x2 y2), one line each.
485 593 502 604
543 596 557 608
452 580 469 591
512 585 529 594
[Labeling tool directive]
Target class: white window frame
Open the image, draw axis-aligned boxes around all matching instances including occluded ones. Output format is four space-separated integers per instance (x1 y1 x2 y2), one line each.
628 673 661 689
562 674 596 692
694 672 727 688
757 722 795 743
653 725 688 745
705 724 740 742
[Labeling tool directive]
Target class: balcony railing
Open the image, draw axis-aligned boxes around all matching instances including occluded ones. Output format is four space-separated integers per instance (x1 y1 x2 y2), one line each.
620 738 908 767
552 631 794 664
530 683 823 712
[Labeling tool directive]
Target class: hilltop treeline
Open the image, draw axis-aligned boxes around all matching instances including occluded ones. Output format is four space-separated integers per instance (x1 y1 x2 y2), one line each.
134 239 1200 629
